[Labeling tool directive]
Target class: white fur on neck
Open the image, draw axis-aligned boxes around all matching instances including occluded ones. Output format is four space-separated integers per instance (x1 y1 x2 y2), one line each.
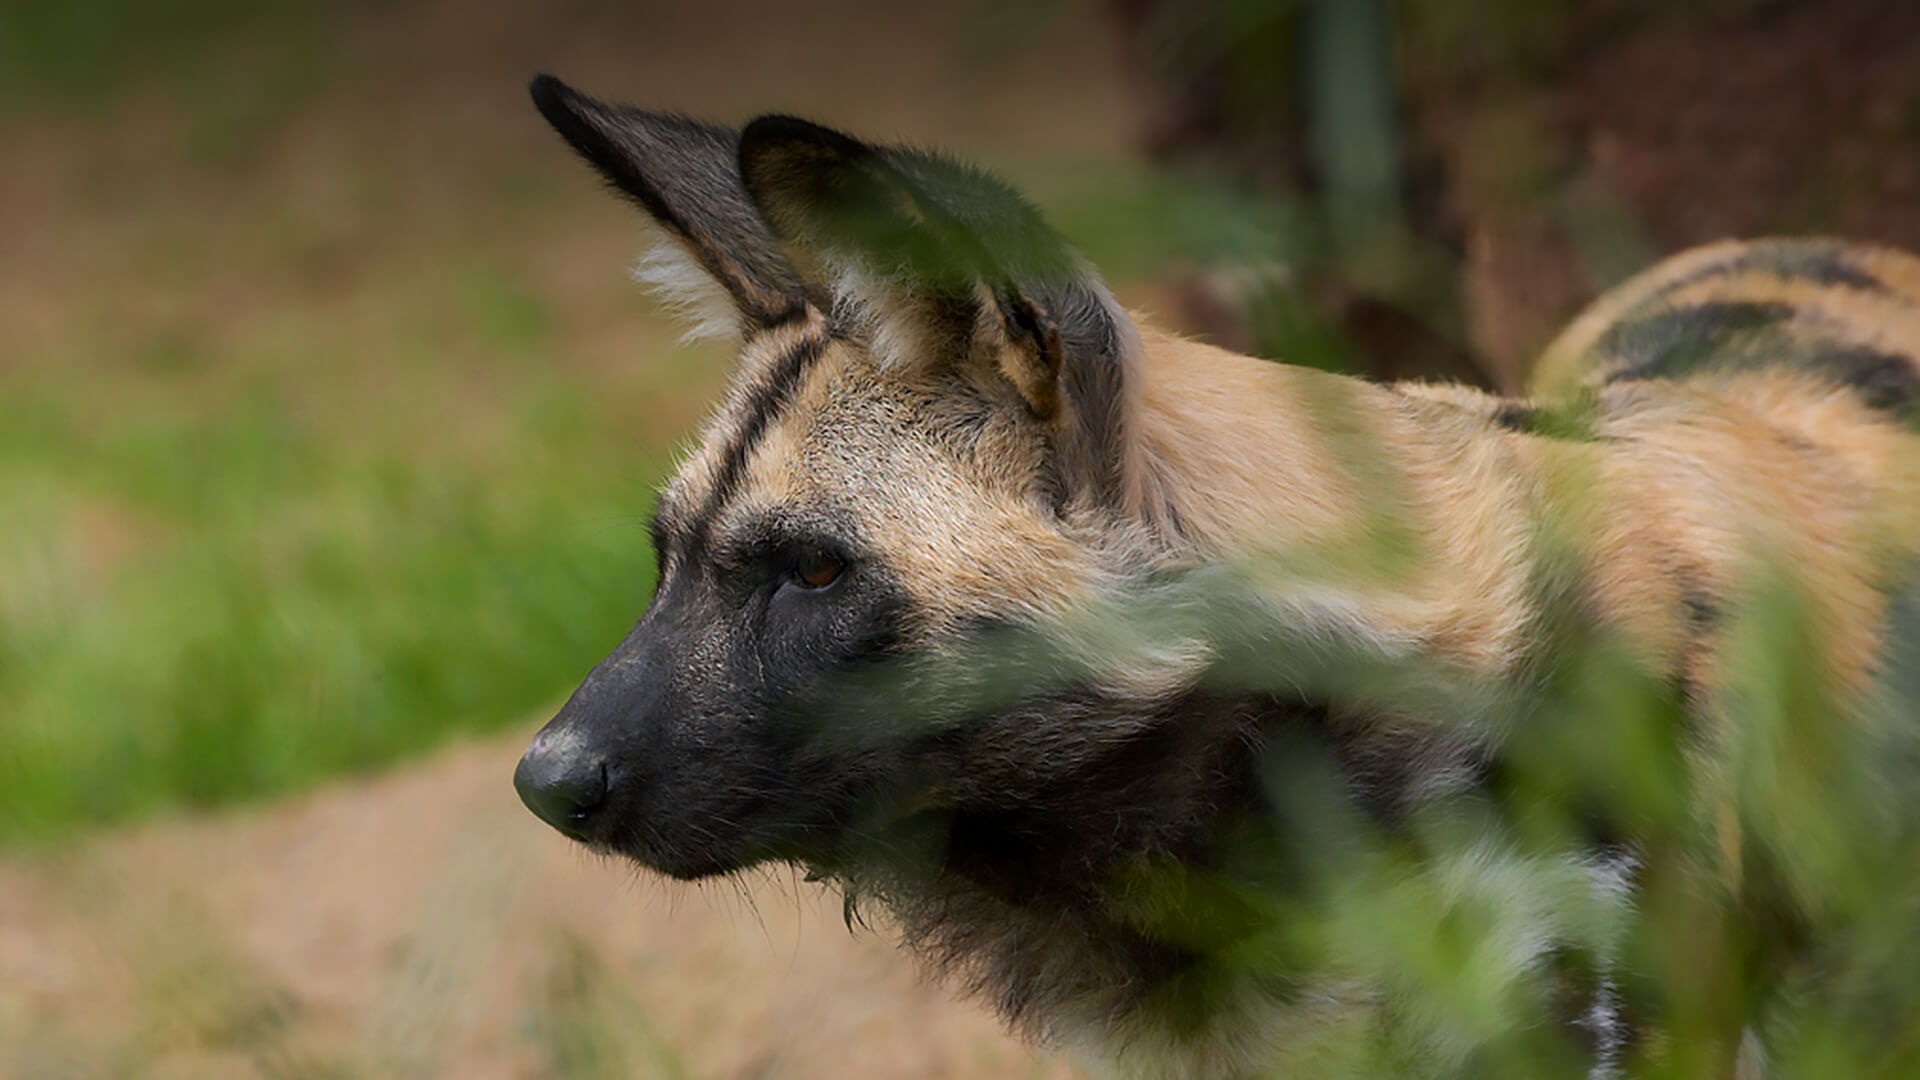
631 238 741 344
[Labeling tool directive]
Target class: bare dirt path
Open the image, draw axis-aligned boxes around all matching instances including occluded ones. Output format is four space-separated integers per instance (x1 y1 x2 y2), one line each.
1 727 1084 1078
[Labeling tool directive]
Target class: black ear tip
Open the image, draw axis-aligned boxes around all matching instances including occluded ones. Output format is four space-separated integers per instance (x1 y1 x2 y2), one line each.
530 74 614 135
529 74 582 118
529 75 620 157
528 73 563 104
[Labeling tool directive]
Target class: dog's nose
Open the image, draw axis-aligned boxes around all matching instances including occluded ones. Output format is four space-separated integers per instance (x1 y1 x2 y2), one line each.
513 728 608 837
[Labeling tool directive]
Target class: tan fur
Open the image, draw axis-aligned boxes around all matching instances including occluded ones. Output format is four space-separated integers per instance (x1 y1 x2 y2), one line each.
1128 327 1544 675
1086 250 1920 711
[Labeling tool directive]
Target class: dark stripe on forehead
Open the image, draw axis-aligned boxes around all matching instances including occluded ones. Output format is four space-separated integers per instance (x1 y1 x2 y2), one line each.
692 328 829 540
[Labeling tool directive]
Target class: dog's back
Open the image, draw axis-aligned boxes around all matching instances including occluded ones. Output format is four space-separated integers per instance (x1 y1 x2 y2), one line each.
1535 237 1920 412
1520 238 1920 706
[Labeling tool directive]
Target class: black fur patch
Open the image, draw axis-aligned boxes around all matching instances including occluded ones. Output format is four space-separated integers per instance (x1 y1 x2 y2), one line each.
1681 592 1720 633
1489 403 1534 432
1671 240 1886 295
646 511 673 587
1672 564 1724 714
856 689 1321 1031
1598 299 1919 425
1491 401 1606 442
1821 345 1920 420
1598 301 1796 383
1678 570 1722 635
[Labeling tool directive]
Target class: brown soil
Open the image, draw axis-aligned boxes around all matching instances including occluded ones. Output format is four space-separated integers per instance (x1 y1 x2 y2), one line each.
0 729 1084 1079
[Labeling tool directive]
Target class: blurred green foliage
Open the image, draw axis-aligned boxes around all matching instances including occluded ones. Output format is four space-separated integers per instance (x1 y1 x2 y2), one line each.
0 0 697 845
0 368 660 843
0 0 316 109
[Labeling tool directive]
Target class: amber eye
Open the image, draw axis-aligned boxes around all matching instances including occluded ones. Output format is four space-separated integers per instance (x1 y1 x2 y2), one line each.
792 551 845 590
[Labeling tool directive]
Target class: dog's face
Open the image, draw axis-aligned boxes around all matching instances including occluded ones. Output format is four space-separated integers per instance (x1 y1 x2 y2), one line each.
513 77 1154 878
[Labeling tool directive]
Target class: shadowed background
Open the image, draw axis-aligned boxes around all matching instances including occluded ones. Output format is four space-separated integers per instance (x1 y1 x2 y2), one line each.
3 0 1916 1076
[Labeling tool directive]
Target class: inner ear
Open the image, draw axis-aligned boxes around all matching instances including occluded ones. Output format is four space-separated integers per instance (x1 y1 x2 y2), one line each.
987 288 1066 420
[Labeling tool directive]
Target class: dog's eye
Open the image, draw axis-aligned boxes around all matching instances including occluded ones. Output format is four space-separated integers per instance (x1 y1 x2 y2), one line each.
792 551 844 590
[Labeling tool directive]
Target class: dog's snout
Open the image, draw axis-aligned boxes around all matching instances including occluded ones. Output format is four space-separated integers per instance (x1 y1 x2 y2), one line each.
513 727 609 837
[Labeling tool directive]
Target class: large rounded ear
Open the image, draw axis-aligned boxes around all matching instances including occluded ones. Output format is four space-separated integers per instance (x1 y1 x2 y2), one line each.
529 75 811 332
738 116 1142 512
736 117 1075 299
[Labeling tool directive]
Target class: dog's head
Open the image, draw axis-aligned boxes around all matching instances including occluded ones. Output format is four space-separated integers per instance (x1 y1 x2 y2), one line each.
513 77 1187 879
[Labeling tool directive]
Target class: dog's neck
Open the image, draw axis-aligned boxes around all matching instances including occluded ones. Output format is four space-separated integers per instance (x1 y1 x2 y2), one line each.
838 689 1475 1050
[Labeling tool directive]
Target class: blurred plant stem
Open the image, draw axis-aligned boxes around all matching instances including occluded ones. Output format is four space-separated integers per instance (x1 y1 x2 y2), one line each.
1305 0 1410 297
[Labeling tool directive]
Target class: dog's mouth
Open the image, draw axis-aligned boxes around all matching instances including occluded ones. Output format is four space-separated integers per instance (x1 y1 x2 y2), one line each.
577 780 899 882
595 836 761 881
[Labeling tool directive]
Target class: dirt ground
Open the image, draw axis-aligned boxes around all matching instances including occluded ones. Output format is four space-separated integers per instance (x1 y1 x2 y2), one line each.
0 728 1085 1078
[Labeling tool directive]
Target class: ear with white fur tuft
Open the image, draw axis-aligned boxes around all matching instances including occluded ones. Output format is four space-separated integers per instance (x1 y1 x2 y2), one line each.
529 75 812 333
738 115 1142 513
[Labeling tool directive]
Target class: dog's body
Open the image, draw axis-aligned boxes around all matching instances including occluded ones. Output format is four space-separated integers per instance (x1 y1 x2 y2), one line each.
514 77 1920 1078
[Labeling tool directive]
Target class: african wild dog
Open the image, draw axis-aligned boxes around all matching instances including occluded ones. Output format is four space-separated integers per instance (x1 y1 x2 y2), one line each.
513 75 1920 1078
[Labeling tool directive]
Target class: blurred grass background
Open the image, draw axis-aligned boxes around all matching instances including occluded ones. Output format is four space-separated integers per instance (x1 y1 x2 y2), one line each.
5 0 1916 845
0 0 672 839
3 0 1918 1076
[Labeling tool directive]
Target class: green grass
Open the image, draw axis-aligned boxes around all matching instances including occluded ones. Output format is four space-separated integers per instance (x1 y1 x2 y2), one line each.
0 0 321 110
0 391 661 843
0 268 674 843
0 0 707 845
